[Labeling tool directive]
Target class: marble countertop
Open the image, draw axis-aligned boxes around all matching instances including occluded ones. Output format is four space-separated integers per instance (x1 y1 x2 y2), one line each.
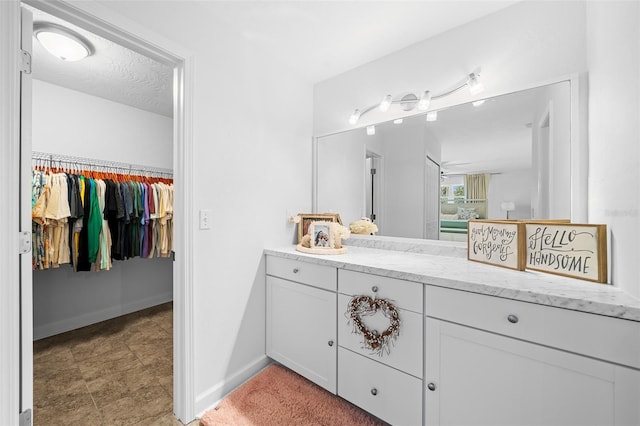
264 244 640 322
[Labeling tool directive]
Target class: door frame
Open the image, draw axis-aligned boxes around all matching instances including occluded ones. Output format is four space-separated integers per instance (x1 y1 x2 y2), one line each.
423 155 441 240
0 2 23 424
2 0 196 422
365 148 384 232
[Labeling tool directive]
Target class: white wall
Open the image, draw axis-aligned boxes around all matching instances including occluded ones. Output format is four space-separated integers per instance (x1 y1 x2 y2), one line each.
83 0 314 415
33 259 173 339
380 124 441 238
488 170 532 220
31 79 174 338
314 1 587 136
317 130 368 225
546 82 571 219
586 1 640 296
314 0 640 297
32 79 173 168
530 81 571 219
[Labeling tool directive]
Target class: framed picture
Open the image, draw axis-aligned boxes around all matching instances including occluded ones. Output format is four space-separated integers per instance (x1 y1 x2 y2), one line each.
297 213 342 243
468 220 526 271
525 222 608 283
309 221 334 248
451 184 465 198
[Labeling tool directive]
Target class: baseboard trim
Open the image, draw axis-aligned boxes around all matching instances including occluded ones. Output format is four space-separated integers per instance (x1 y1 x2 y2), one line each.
195 355 271 418
33 291 173 340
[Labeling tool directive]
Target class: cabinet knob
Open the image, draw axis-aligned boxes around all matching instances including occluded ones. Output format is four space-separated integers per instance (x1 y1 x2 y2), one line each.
328 340 334 347
292 268 299 274
371 286 378 293
370 388 378 396
507 314 519 324
427 383 436 391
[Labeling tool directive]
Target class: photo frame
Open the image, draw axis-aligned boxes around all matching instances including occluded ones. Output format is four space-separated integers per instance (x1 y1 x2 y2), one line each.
451 184 465 198
309 221 334 249
525 222 608 283
297 213 342 243
467 220 526 271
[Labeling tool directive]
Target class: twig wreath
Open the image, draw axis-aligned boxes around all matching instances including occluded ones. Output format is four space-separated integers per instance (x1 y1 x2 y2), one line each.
347 295 401 356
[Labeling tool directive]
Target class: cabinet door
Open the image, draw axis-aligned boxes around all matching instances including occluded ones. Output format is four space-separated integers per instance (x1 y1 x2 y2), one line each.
266 276 337 393
425 318 639 426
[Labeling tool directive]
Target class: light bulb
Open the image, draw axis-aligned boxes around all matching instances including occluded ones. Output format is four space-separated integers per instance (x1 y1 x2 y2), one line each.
379 95 392 112
426 111 438 122
366 125 376 136
393 118 403 124
418 91 432 111
34 24 93 62
472 99 486 107
468 73 484 95
349 109 361 125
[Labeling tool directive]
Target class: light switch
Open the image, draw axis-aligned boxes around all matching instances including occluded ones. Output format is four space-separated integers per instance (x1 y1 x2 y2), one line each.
199 209 212 230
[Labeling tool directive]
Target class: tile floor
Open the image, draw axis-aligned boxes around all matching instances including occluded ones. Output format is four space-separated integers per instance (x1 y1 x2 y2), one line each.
33 302 198 426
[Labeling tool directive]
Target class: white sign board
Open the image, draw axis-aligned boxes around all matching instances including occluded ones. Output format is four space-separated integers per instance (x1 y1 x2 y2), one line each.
525 223 608 283
468 220 525 271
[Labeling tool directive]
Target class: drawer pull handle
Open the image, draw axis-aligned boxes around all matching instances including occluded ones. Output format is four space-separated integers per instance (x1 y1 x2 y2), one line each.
371 286 378 293
328 340 334 347
370 388 378 396
427 383 436 391
292 268 299 274
507 314 519 324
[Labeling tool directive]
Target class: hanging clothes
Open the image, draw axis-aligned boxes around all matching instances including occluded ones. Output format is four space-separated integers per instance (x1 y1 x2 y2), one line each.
31 170 49 270
31 157 173 272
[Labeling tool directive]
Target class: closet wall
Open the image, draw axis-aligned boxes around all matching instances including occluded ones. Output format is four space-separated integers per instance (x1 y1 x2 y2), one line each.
32 79 173 340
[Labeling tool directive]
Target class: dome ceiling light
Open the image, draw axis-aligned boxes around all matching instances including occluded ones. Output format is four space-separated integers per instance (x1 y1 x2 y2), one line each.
34 22 94 62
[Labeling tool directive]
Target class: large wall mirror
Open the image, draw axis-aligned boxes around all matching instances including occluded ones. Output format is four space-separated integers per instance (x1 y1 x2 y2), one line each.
314 80 577 242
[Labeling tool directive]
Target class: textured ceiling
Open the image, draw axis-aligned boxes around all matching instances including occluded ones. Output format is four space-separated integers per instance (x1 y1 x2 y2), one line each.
27 5 173 118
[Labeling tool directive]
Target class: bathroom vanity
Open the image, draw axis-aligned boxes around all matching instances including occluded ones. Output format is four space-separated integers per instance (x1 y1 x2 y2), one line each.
264 238 640 425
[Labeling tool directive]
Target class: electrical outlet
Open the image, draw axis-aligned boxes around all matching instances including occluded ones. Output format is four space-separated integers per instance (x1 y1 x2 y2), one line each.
199 209 212 230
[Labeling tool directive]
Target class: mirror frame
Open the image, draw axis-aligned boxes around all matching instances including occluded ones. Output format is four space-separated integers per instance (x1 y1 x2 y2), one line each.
312 74 588 231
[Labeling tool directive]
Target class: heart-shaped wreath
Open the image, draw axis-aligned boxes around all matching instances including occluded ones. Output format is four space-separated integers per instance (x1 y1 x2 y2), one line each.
347 295 401 356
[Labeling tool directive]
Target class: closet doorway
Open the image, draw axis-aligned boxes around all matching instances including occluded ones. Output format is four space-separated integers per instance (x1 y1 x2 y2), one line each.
19 0 194 423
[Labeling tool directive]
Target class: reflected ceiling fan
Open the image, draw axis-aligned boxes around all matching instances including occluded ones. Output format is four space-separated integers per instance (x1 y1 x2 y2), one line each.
440 160 473 180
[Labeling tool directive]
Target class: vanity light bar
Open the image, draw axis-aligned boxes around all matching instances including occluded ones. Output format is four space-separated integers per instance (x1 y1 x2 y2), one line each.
349 72 483 125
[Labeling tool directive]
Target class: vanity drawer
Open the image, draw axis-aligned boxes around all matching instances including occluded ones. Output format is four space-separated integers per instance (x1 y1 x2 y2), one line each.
338 293 423 378
338 347 422 426
338 269 423 313
266 256 337 291
426 285 640 369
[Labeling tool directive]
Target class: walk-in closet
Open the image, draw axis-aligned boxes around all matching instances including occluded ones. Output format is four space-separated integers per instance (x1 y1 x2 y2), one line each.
26 4 176 424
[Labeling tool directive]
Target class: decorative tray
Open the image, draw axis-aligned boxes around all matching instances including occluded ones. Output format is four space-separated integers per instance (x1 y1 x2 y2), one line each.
295 244 347 255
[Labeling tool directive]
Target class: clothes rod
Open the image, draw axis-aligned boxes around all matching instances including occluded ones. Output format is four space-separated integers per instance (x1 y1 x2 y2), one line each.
32 151 173 177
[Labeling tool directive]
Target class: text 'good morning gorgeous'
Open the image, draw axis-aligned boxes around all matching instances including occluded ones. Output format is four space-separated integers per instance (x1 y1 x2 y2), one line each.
470 225 517 262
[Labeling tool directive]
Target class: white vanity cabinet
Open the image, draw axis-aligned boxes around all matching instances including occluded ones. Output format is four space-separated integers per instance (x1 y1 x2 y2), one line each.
265 256 338 393
337 270 424 425
265 248 640 426
425 285 640 426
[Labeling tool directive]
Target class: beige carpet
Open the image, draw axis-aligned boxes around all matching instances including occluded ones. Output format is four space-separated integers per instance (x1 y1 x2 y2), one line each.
200 364 386 426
